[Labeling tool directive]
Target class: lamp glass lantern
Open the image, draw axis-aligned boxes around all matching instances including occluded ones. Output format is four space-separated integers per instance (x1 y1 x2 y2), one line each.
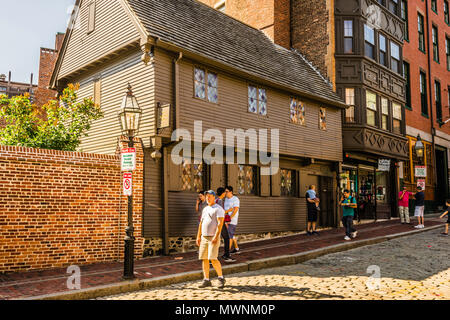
118 84 142 136
414 135 424 159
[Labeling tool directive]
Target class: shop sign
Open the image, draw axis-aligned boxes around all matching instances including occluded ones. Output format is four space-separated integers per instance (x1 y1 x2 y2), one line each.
415 166 427 177
417 179 426 191
378 159 390 171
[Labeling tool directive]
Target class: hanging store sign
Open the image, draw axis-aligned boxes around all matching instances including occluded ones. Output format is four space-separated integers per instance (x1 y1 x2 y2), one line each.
417 179 426 191
157 104 171 129
378 159 391 171
121 148 136 171
415 166 427 178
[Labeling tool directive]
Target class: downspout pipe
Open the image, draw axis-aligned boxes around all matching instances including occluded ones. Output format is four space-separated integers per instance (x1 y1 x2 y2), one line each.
424 0 438 202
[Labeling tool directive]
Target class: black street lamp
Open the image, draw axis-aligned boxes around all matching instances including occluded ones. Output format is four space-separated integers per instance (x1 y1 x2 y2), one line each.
118 83 142 280
414 134 425 163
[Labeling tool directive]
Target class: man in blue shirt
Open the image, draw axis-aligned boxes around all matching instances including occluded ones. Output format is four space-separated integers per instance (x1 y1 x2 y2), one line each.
339 189 358 241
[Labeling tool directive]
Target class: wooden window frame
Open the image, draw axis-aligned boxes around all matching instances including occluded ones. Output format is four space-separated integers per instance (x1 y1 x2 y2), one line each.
180 159 210 193
345 88 356 123
193 66 219 104
402 0 409 41
364 24 376 60
403 61 412 109
390 41 401 74
381 97 390 131
366 90 378 127
280 169 297 197
432 25 440 63
379 34 388 67
392 102 403 134
435 80 442 123
420 70 428 116
237 165 259 196
418 13 426 53
343 20 354 54
248 84 268 116
290 97 306 125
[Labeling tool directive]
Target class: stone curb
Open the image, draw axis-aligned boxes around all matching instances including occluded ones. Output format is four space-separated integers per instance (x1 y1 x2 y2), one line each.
28 224 443 300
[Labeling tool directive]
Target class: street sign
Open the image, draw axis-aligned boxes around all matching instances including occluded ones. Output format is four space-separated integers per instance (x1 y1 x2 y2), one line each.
417 179 426 191
378 159 390 171
121 148 136 171
415 166 427 177
123 172 132 196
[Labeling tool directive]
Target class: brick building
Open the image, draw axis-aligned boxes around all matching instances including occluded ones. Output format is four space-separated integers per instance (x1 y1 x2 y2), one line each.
0 72 37 102
401 0 450 208
34 33 65 107
202 0 410 219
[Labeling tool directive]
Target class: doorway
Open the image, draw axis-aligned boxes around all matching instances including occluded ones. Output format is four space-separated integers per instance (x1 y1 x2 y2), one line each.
435 147 448 207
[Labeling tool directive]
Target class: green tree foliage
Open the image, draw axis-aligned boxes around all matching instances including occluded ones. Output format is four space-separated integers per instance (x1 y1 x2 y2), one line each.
0 84 103 151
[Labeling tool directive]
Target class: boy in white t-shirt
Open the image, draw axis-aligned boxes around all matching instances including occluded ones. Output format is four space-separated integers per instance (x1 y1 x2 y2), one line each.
196 190 226 289
224 186 241 254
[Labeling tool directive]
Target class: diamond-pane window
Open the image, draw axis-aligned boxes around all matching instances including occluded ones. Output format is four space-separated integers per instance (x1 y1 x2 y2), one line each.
207 73 218 103
248 86 257 113
259 88 267 115
193 163 204 193
181 159 192 191
194 68 206 99
237 165 257 195
290 97 305 125
290 98 298 123
319 107 327 131
238 165 246 195
281 169 296 197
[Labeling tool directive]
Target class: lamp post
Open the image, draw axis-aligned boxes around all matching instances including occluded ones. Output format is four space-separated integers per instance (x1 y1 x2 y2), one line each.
118 83 142 280
414 134 425 164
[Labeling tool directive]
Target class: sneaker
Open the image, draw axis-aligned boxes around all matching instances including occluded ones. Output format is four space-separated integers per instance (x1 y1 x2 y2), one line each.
230 248 241 254
312 231 319 235
344 236 351 241
306 231 313 236
216 277 226 289
222 256 236 263
351 231 358 238
441 232 448 236
414 225 421 228
199 280 212 288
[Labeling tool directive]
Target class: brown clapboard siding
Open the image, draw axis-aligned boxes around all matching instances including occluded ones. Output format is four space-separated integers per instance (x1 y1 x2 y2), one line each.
59 0 140 79
73 50 155 155
168 57 343 162
167 192 307 237
143 149 163 238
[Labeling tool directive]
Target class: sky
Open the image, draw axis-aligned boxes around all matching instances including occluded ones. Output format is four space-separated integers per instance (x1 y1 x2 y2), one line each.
0 0 76 84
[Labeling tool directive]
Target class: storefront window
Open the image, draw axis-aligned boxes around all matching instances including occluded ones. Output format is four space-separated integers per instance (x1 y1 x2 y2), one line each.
376 171 389 204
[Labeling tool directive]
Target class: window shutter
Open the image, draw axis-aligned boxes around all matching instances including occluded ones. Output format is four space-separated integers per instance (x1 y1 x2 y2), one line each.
167 154 182 191
87 1 96 34
260 168 271 197
210 164 224 191
271 168 281 197
94 79 101 106
227 164 239 192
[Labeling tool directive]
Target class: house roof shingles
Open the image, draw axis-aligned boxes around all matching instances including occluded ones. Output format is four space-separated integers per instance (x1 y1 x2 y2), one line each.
126 0 346 108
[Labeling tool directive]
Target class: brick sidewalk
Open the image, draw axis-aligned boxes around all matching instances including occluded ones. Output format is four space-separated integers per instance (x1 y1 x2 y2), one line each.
0 218 445 300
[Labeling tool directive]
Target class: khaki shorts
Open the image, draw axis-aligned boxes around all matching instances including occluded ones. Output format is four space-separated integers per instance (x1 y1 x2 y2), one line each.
199 236 220 261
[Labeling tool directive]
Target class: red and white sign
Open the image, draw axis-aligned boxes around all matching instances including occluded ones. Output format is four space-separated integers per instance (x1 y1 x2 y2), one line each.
417 179 426 191
121 148 136 171
123 173 132 196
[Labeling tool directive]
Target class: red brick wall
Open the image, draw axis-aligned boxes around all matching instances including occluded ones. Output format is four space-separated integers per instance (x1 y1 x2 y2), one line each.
0 138 144 273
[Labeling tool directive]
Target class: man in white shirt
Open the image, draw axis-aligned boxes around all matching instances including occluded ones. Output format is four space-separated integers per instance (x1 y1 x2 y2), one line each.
224 186 241 254
196 190 226 288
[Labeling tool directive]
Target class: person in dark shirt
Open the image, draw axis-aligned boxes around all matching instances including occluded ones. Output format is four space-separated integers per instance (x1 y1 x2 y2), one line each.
305 185 319 236
413 186 425 229
439 200 450 236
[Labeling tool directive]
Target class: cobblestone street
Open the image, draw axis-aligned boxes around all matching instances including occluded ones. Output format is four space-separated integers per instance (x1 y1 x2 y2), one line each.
100 228 450 300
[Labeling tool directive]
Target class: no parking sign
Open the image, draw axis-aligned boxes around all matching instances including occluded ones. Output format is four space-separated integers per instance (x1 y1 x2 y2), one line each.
123 173 132 196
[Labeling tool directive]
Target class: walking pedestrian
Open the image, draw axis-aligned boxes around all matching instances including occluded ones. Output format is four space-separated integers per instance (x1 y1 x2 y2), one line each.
439 200 449 236
196 190 226 289
216 187 235 262
224 186 241 254
398 186 413 224
195 190 207 222
413 186 425 229
306 185 320 235
340 189 358 241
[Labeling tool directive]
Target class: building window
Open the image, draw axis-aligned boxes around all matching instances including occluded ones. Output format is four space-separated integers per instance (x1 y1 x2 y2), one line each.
345 88 355 123
446 36 450 70
181 159 208 192
364 24 375 59
281 169 297 197
237 165 258 196
393 102 402 134
344 20 354 53
290 97 305 125
403 62 411 109
418 13 425 52
319 107 327 130
248 85 267 116
432 26 439 62
420 71 428 116
381 97 389 130
389 0 399 15
445 0 449 24
401 0 409 40
391 42 401 73
366 91 377 126
431 0 437 13
194 67 218 103
435 81 442 122
87 0 96 34
379 34 388 66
